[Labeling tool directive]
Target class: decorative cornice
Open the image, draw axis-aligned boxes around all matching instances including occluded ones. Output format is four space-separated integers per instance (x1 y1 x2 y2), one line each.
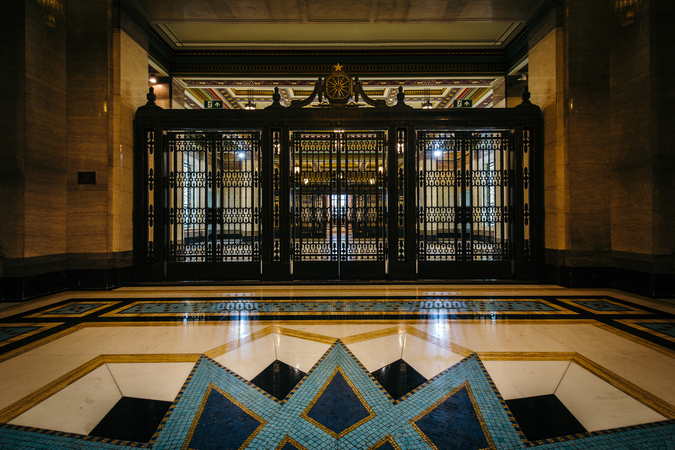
171 62 509 76
150 25 528 59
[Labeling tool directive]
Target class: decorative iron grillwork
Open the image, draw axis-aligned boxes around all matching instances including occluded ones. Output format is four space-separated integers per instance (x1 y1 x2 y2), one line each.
397 129 406 262
272 130 282 262
417 130 512 262
523 127 532 261
165 131 261 263
145 129 155 263
290 131 387 263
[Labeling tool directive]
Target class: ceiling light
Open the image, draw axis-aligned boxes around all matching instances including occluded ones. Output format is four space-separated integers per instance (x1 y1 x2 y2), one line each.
422 88 433 109
244 89 256 110
149 77 157 84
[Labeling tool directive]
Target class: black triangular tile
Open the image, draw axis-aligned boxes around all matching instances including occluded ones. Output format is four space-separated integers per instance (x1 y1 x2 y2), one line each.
371 359 426 400
89 397 171 443
251 359 306 400
506 394 587 441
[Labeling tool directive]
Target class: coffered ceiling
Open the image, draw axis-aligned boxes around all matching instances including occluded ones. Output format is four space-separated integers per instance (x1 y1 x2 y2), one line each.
140 0 539 109
144 0 544 50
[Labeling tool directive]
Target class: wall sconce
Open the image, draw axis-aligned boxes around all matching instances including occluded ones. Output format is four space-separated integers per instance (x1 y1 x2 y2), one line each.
615 0 641 26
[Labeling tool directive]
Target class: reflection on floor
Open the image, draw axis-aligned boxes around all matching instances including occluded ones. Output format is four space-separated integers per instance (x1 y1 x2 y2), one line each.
0 285 674 449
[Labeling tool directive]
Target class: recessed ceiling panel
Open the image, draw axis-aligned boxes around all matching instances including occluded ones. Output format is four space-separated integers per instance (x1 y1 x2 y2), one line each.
157 21 520 48
374 0 545 21
306 0 372 21
147 0 304 21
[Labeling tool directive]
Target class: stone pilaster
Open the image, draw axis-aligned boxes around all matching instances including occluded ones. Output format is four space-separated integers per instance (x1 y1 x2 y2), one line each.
0 0 68 300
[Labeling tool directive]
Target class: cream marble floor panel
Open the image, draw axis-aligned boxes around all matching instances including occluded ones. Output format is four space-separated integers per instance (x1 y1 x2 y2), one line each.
0 354 99 411
411 323 571 353
106 362 196 402
555 363 667 431
346 333 405 372
274 334 332 373
580 349 675 406
104 324 268 355
529 323 645 354
401 334 466 379
531 323 675 404
8 365 122 435
25 326 147 356
482 360 571 400
213 334 276 381
281 324 400 339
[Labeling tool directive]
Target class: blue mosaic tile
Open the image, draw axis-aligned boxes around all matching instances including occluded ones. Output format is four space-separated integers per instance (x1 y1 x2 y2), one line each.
374 441 397 450
2 339 675 449
572 300 631 312
639 322 675 339
304 369 373 437
0 326 40 343
412 384 490 450
185 384 265 449
110 299 563 317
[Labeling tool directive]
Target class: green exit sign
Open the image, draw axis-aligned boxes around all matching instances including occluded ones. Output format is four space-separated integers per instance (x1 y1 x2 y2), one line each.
203 101 224 109
453 100 473 108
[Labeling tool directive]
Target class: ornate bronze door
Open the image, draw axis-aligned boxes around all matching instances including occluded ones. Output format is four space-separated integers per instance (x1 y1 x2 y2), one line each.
163 131 261 279
417 130 512 278
290 131 387 279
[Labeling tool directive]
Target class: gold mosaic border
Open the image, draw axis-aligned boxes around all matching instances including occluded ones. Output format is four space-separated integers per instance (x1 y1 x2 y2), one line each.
592 321 675 359
0 324 86 364
0 352 202 423
182 382 267 450
557 298 649 315
25 301 121 318
0 355 105 423
276 435 308 450
473 350 675 420
615 319 675 343
300 366 376 439
0 323 63 348
571 353 675 420
409 381 495 450
369 435 402 450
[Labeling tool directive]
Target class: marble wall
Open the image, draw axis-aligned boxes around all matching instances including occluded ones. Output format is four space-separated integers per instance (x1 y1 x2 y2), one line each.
0 0 68 276
529 26 565 254
66 0 113 266
0 1 28 274
1 0 147 299
564 0 612 267
114 30 149 255
531 0 675 294
609 0 675 278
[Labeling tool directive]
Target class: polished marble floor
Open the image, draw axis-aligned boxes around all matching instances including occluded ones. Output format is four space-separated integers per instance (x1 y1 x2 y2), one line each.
0 285 674 449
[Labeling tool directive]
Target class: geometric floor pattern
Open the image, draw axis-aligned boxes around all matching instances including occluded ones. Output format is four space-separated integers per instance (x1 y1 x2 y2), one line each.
0 286 674 449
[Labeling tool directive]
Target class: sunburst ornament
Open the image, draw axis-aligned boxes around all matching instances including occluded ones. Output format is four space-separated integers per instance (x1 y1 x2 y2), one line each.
325 74 351 100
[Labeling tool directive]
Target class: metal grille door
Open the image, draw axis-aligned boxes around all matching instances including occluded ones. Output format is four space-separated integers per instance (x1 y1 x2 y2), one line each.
417 130 511 266
290 131 387 278
165 131 261 266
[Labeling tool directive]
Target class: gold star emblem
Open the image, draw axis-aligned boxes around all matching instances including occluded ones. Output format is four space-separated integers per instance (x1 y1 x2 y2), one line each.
333 63 343 72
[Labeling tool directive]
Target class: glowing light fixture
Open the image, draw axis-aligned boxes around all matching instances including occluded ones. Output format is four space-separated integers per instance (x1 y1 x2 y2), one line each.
244 89 256 110
149 76 157 84
422 89 433 109
615 0 641 26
